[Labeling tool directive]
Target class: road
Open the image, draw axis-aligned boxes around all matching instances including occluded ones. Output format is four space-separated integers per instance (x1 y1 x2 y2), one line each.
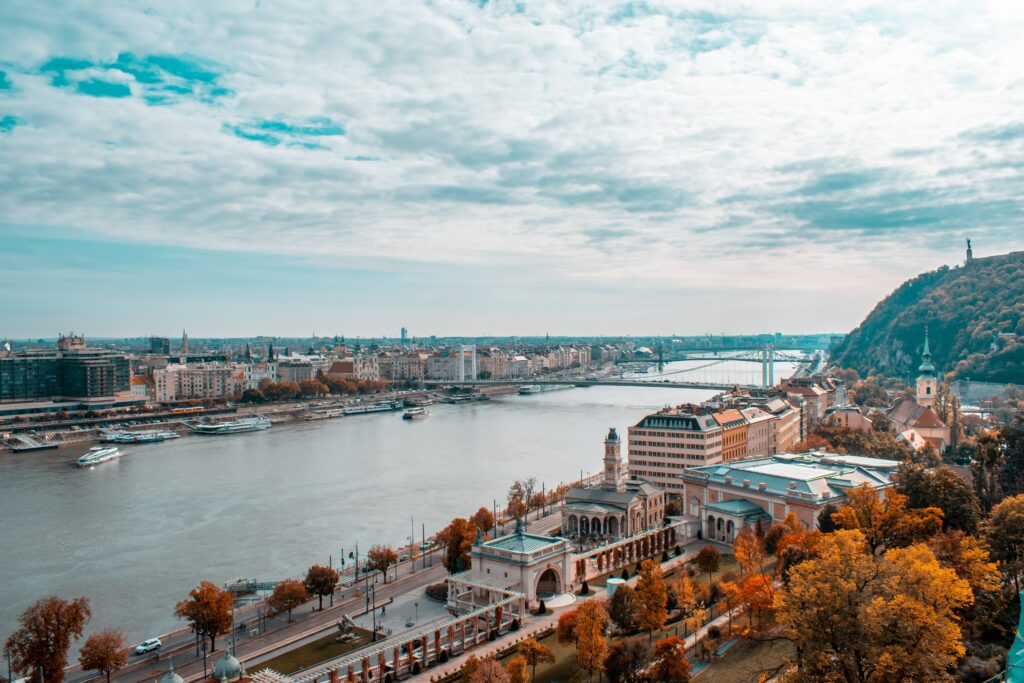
65 508 564 683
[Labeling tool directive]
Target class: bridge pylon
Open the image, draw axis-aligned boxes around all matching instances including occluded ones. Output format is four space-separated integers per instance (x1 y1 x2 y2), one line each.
761 345 776 387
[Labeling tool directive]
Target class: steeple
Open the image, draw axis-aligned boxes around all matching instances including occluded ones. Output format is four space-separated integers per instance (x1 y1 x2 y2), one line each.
916 326 938 408
602 427 625 492
181 329 189 355
244 343 252 363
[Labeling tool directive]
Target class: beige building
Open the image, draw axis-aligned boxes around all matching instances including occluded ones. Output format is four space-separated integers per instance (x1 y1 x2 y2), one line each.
562 428 667 542
825 405 874 432
740 406 773 457
627 407 723 493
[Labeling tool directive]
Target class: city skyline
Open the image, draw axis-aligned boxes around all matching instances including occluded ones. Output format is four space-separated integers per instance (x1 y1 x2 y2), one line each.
2 1 1023 336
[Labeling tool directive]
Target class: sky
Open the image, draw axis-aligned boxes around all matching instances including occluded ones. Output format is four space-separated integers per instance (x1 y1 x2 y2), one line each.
1 1 1022 338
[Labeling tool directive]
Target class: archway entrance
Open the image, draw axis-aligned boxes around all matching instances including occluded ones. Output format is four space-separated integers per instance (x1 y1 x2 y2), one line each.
536 568 561 597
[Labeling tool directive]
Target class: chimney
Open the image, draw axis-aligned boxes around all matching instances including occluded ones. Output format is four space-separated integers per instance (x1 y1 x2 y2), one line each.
742 479 750 488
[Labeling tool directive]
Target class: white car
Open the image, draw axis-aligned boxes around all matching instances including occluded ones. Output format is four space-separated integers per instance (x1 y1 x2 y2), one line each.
134 638 162 654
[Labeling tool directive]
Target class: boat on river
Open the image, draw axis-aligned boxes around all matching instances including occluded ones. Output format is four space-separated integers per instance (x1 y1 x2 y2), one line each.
101 430 181 444
342 401 403 416
188 416 272 435
402 407 429 420
77 446 121 467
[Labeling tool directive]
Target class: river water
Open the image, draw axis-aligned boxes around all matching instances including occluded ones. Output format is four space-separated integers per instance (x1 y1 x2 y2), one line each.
0 359 794 647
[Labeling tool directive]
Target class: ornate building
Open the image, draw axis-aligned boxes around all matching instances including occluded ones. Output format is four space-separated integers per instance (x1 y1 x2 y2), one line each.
561 428 667 542
887 328 950 451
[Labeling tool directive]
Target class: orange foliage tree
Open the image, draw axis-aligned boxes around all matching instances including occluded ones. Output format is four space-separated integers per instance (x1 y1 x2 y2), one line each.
517 637 554 682
5 597 91 683
268 579 309 622
305 564 340 608
574 601 609 681
648 636 691 682
469 507 495 536
77 629 127 683
635 559 668 641
440 517 476 573
366 545 398 584
733 527 766 573
832 484 943 554
175 581 233 651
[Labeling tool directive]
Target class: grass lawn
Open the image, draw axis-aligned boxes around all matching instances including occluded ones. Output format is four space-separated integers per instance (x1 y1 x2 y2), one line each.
251 626 375 675
697 637 793 682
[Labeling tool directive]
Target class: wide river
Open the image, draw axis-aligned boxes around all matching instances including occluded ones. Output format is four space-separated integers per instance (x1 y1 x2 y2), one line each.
0 359 795 647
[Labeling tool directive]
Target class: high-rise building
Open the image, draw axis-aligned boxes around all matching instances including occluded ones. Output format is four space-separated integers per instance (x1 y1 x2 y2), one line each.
400 327 408 343
627 408 724 493
0 334 130 403
149 336 171 355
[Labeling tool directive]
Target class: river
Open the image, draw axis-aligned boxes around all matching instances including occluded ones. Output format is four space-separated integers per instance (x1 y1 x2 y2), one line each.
0 358 795 648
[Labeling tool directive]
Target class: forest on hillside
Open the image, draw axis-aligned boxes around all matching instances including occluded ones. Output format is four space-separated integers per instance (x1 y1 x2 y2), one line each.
831 251 1024 384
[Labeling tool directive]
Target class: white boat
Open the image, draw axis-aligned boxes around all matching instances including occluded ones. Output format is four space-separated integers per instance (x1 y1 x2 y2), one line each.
77 446 122 467
402 407 429 420
188 416 272 435
342 401 403 416
305 408 346 421
517 384 572 395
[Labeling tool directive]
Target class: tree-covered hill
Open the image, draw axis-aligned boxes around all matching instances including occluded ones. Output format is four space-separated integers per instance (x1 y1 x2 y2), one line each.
831 251 1024 384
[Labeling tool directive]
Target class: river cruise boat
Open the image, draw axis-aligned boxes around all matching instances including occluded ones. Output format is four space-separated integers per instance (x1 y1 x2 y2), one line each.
77 446 122 467
402 407 429 420
304 408 346 421
188 416 272 435
101 430 181 444
342 401 403 416
517 384 572 395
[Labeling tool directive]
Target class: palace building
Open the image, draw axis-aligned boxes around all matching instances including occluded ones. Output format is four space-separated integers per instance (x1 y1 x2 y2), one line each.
561 428 667 542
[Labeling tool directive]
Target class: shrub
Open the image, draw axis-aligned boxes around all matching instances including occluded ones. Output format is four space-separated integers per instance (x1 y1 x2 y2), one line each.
425 582 448 601
621 569 630 580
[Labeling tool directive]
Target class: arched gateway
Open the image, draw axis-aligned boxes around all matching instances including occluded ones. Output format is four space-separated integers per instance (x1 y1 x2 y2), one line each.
536 567 561 597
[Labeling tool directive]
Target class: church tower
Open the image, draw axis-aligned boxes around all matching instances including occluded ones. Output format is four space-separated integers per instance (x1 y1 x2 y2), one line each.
916 327 938 408
181 329 189 355
602 427 625 492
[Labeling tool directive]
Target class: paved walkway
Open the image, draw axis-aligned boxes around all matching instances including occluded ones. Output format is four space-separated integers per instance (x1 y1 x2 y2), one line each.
414 541 723 681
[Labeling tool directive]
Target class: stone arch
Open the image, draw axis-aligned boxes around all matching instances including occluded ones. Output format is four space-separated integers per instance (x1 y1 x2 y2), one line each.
689 496 701 517
536 566 562 597
707 514 716 541
726 519 735 542
580 517 590 536
567 515 578 534
591 517 602 536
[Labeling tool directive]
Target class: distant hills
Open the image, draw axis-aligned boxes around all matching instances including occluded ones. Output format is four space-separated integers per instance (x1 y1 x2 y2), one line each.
831 251 1023 384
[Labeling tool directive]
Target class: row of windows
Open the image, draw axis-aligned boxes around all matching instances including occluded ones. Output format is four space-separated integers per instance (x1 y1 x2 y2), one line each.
631 451 717 461
631 430 714 440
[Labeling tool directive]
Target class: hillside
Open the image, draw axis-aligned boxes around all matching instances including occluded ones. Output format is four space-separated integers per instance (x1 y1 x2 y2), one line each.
831 251 1024 384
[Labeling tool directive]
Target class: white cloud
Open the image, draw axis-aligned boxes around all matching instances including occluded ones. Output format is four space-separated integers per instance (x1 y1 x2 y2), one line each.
0 0 1021 313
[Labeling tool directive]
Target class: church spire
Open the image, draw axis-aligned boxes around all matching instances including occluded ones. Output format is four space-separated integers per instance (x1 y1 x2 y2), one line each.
918 326 935 377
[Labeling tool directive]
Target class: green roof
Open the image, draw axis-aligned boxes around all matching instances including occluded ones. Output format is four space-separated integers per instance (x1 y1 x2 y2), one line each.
704 499 767 516
484 532 562 554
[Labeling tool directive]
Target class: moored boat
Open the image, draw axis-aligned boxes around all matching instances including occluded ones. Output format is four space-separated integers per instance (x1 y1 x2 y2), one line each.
342 401 403 416
188 416 272 435
402 407 429 420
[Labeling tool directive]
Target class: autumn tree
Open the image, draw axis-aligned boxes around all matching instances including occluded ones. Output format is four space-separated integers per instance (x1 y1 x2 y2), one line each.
895 462 981 532
574 600 609 682
635 559 668 641
647 636 691 682
78 629 127 683
517 637 554 682
929 531 1001 594
5 597 91 683
304 564 340 608
695 546 721 583
468 655 510 683
603 638 649 683
776 530 973 682
556 609 579 645
175 581 233 651
608 584 639 634
733 527 766 573
268 579 308 622
440 517 476 573
366 545 398 584
984 493 1024 590
721 573 775 631
832 484 943 554
505 654 528 683
470 507 494 536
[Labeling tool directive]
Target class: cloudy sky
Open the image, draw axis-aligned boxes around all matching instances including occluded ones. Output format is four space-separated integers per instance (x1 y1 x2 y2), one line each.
1 1 1021 338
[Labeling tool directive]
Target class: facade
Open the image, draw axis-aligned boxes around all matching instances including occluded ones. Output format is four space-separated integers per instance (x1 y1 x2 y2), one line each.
561 428 667 542
713 409 748 462
680 451 898 541
627 407 724 492
149 336 171 355
153 363 242 401
378 353 428 381
740 406 773 457
825 405 874 432
0 335 130 403
451 521 574 606
243 362 277 390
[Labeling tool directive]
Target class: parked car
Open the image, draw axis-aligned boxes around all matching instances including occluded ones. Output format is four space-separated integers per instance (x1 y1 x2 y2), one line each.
134 638 162 654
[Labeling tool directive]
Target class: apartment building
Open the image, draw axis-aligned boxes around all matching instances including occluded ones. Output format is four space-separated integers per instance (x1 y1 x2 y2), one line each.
627 407 723 493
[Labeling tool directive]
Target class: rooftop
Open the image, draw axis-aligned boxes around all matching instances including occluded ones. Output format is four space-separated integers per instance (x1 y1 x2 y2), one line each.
482 530 563 554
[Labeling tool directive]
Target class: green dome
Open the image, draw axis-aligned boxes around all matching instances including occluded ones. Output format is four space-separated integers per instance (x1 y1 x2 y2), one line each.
160 663 184 683
213 650 241 680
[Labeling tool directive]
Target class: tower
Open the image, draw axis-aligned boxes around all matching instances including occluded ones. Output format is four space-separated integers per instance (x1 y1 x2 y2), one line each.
181 329 189 355
916 327 937 408
602 427 625 492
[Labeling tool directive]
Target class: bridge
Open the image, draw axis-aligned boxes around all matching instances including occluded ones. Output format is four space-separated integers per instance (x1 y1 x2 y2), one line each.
424 379 760 391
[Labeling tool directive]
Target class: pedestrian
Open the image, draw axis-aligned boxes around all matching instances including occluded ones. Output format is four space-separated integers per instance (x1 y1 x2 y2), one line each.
381 605 386 616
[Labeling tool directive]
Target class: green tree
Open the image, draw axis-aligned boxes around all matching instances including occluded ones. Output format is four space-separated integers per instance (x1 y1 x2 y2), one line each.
895 463 981 532
984 493 1024 591
608 584 639 634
